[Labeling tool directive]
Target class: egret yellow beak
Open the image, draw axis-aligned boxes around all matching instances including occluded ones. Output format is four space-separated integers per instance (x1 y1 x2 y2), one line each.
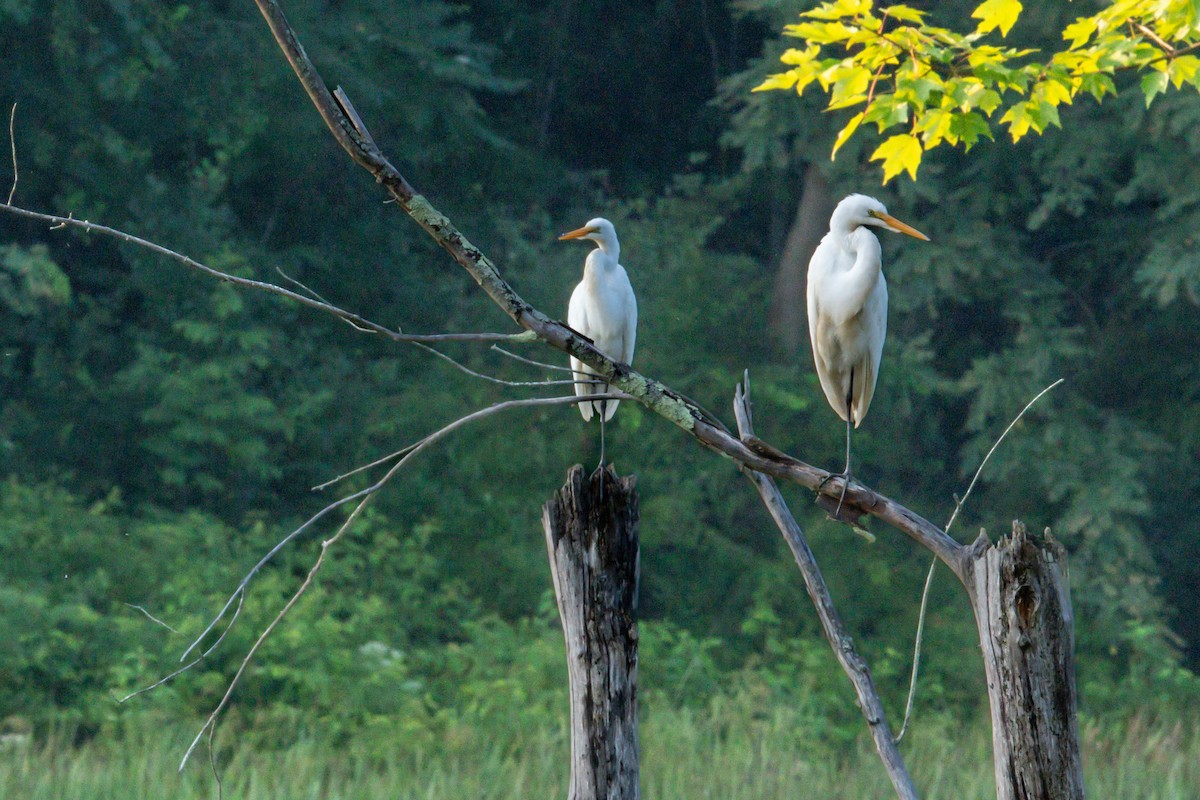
559 225 599 241
870 210 930 241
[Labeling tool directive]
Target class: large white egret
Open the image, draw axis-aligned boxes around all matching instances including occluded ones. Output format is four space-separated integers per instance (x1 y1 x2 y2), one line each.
807 194 929 517
559 217 637 467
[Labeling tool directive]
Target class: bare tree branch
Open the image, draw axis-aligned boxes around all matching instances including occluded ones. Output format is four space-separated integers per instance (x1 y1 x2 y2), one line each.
413 340 598 388
733 372 918 800
248 0 969 581
491 345 577 373
0 200 530 345
115 589 246 704
123 603 181 635
171 392 624 770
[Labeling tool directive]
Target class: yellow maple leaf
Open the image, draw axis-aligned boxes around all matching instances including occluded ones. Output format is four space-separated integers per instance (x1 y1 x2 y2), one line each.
831 111 866 160
972 0 1023 37
870 133 922 183
753 71 800 93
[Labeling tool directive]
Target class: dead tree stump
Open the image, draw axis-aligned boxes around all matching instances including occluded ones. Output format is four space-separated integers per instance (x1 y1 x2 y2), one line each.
967 521 1085 800
543 464 640 800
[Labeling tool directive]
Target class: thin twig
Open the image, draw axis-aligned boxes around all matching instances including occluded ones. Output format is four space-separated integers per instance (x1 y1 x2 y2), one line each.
945 378 1066 535
208 724 223 800
0 200 532 345
270 265 569 385
123 603 181 634
274 266 374 333
177 391 624 771
313 442 422 492
312 385 624 492
413 340 595 388
182 485 375 771
491 345 576 372
1134 22 1175 56
894 559 936 743
6 103 16 205
894 377 1065 742
115 589 245 703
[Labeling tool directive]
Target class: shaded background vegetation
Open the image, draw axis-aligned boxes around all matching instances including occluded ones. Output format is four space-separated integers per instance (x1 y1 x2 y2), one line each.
2 0 1199 782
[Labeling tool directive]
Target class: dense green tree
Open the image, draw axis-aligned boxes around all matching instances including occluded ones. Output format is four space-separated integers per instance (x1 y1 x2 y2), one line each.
2 0 1198 741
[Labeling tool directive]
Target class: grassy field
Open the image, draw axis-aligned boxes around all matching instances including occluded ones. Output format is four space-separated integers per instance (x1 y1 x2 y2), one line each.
1 709 1196 799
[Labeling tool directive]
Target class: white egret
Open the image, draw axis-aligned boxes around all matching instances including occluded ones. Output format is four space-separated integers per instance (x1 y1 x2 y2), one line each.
559 217 637 468
807 194 929 517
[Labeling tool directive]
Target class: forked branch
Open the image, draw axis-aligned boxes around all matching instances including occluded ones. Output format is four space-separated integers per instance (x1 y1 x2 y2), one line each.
734 372 917 800
249 0 969 582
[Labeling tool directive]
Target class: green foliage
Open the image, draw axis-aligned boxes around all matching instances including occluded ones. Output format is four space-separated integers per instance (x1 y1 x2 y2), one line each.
2 0 1200 766
755 0 1200 180
0 244 70 315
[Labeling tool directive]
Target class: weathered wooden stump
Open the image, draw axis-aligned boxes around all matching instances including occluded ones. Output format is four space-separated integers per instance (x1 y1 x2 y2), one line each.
542 464 640 800
966 521 1085 800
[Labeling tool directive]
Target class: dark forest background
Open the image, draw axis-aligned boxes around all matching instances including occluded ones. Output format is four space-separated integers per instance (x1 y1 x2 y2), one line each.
2 0 1199 752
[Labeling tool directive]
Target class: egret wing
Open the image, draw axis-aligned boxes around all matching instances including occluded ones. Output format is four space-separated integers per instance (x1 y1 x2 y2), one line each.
807 241 853 423
851 275 887 427
567 284 596 421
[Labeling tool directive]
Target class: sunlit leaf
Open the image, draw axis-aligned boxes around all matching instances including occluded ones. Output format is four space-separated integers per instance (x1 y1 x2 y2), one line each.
752 71 800 93
1079 72 1116 100
972 0 1023 37
916 107 955 148
1141 70 1169 106
884 5 927 23
1037 99 1061 129
949 110 994 148
1062 17 1098 49
827 64 872 107
1041 78 1073 106
864 98 910 128
870 133 922 182
999 100 1033 141
779 46 818 66
1168 55 1200 89
786 21 857 44
802 0 873 21
831 110 866 159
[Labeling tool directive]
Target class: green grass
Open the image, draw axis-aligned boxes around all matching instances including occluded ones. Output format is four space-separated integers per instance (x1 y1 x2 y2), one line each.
1 709 1196 799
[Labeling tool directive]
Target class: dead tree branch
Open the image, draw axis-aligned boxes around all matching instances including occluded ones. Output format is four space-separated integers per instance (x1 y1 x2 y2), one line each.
160 392 624 770
248 0 968 582
0 201 529 345
733 373 917 800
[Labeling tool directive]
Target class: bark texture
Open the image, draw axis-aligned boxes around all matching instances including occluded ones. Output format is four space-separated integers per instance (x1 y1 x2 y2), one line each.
543 465 640 800
968 521 1085 800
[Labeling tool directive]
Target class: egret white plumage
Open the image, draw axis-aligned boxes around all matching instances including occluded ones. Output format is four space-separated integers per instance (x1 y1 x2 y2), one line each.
807 194 929 518
559 217 637 467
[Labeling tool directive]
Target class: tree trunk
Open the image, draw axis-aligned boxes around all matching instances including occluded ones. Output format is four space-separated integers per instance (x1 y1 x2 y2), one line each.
967 521 1085 800
768 162 835 355
543 465 640 800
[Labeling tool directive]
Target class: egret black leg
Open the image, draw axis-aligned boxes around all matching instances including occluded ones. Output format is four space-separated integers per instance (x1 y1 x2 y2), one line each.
598 397 607 501
816 371 854 521
834 413 851 519
599 400 607 470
